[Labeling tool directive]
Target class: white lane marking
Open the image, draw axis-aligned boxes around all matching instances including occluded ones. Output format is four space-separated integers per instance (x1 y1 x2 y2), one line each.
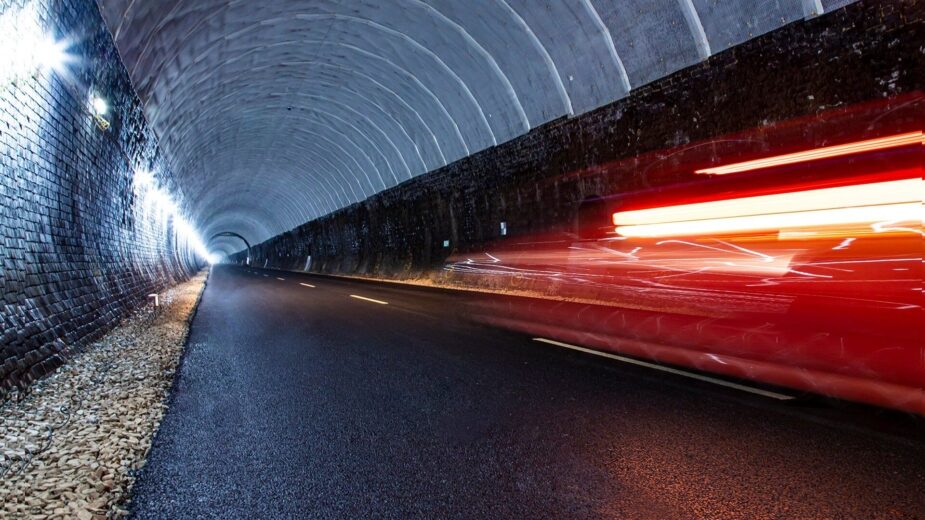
262 274 269 277
276 277 285 281
532 338 794 401
300 283 316 288
350 294 389 305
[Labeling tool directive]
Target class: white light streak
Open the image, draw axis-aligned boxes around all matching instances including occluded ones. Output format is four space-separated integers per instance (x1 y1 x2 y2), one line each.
614 179 923 238
696 131 923 175
832 238 856 250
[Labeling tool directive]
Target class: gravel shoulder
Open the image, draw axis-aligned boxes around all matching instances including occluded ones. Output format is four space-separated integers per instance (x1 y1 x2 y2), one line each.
0 270 209 519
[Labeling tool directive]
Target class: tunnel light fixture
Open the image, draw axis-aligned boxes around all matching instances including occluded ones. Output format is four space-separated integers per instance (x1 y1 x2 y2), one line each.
0 3 73 83
133 168 218 265
612 178 923 238
134 169 154 187
92 96 108 116
695 131 924 175
500 221 508 236
90 95 111 131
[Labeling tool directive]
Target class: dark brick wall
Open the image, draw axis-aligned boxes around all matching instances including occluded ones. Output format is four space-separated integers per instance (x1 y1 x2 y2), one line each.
0 0 197 399
239 1 923 280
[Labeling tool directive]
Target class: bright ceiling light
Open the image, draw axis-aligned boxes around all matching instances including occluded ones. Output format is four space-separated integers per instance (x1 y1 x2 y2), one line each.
695 131 923 175
613 178 923 238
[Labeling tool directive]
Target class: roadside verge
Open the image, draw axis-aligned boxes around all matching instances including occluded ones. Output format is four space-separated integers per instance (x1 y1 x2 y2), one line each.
0 269 209 519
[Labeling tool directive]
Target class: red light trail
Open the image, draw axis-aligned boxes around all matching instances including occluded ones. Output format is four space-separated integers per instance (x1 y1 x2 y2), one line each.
695 131 923 175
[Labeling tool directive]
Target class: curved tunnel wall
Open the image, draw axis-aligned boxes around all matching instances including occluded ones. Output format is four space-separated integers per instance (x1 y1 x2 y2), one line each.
0 0 198 398
98 0 860 248
232 2 923 283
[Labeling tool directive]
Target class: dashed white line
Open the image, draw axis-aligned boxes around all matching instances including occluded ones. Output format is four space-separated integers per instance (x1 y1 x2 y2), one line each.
532 338 794 401
349 294 389 305
299 283 316 288
276 277 285 281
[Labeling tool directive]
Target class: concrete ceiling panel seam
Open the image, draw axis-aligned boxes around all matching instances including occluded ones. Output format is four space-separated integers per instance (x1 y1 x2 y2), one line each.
186 142 349 218
110 0 546 135
676 0 712 59
197 180 329 227
293 13 503 143
199 200 302 239
493 0 574 116
410 0 531 130
582 0 633 94
270 127 375 200
208 110 386 197
171 114 374 200
132 11 502 146
802 0 825 18
165 82 423 181
144 36 475 165
199 199 312 234
171 119 362 205
175 97 405 187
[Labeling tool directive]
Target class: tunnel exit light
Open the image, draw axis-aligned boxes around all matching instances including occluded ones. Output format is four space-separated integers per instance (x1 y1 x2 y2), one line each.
612 178 922 238
695 131 923 175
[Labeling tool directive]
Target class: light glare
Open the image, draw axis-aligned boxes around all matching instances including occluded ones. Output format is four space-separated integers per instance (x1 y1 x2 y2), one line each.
133 169 217 265
0 3 73 82
92 97 108 116
613 179 923 238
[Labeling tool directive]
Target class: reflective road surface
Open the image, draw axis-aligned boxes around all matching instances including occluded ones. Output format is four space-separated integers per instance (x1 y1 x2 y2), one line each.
130 265 925 519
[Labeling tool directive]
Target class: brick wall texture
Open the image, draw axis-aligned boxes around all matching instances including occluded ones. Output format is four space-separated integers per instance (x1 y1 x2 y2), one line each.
234 1 923 282
0 0 197 399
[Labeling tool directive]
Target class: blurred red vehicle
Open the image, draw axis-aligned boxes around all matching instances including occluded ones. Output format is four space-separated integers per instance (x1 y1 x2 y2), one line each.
450 126 924 415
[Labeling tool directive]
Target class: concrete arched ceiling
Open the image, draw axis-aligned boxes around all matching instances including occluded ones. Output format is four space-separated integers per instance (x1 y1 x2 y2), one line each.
98 0 842 248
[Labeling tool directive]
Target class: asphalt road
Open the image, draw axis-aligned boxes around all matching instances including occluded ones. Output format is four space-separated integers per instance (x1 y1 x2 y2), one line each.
130 265 925 519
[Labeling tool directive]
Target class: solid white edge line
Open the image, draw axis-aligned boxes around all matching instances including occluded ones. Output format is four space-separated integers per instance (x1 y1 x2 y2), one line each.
299 282 316 288
532 338 794 401
350 294 389 305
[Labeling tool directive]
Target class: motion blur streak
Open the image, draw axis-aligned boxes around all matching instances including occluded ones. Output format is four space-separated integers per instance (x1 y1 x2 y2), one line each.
614 178 919 226
695 131 923 175
612 179 922 238
447 113 924 415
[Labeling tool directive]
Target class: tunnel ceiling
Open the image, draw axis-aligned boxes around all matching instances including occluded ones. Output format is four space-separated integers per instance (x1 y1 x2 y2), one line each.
97 0 846 248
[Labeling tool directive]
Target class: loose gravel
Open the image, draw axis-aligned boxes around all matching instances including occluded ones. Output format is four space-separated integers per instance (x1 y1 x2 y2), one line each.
0 270 208 519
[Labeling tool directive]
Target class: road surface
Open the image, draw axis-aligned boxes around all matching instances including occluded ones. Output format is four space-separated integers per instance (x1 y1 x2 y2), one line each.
130 265 925 519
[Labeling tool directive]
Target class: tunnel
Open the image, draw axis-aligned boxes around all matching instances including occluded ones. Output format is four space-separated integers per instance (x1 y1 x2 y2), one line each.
1 0 923 518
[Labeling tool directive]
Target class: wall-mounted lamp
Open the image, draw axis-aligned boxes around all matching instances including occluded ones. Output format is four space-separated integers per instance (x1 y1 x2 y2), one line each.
134 169 154 187
0 3 72 84
90 95 110 131
92 97 108 116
